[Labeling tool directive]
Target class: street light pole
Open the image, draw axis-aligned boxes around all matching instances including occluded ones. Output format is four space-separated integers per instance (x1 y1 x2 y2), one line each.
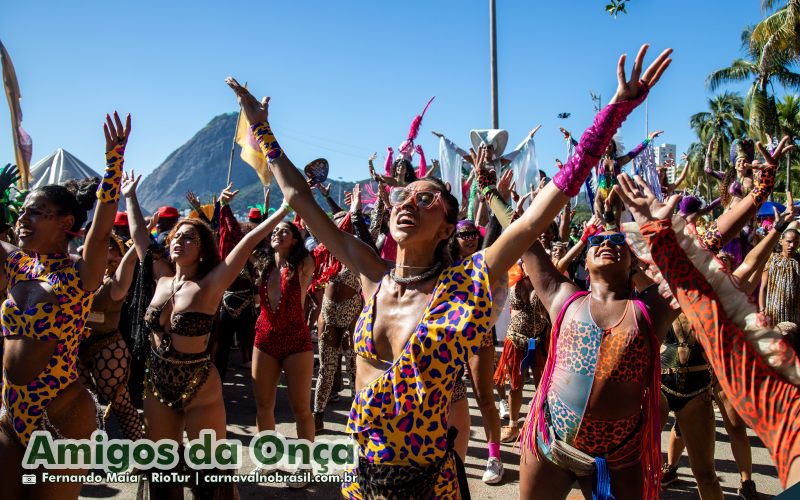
489 0 499 128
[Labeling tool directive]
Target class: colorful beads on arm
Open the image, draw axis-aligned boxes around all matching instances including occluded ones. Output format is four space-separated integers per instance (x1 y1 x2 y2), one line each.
96 146 124 204
251 122 284 162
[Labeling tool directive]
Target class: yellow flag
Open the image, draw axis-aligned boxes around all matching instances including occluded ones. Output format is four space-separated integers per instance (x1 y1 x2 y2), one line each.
234 112 272 186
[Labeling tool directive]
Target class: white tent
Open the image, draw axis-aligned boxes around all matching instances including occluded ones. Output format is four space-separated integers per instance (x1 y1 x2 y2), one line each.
29 149 101 188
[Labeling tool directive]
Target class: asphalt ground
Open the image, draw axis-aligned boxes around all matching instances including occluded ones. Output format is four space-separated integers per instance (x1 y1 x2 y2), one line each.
72 346 781 499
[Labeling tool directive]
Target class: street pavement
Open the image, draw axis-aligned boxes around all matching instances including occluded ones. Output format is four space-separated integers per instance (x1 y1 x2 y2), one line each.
79 348 781 499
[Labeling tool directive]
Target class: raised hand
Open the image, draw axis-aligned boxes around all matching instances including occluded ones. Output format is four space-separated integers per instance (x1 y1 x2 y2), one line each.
186 190 201 208
559 127 571 139
225 77 268 126
528 124 542 140
648 130 664 141
497 169 514 202
120 170 141 198
610 44 672 104
368 152 378 163
757 135 795 167
147 212 160 233
219 182 240 205
469 146 496 194
614 173 681 225
351 183 362 212
264 186 271 208
415 144 424 155
104 111 132 152
0 164 20 193
317 183 332 197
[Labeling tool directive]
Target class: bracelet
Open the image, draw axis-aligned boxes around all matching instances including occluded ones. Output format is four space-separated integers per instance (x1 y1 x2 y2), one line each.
774 220 791 233
280 202 290 211
251 122 285 162
481 185 497 196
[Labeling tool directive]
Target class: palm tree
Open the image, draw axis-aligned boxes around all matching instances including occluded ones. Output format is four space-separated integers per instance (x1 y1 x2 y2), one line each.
752 1 800 62
776 94 800 191
707 27 800 142
689 93 746 199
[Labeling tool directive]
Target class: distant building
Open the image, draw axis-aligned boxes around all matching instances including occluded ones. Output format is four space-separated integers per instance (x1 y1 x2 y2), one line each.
653 143 677 181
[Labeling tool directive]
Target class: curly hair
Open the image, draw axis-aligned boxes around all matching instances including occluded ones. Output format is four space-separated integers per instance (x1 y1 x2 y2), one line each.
34 177 100 239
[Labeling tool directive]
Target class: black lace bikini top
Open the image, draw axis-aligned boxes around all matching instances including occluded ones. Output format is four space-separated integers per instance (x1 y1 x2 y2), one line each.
144 284 214 338
144 305 214 337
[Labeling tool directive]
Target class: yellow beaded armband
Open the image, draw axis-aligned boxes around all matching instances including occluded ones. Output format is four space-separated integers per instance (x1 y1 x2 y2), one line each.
97 146 124 204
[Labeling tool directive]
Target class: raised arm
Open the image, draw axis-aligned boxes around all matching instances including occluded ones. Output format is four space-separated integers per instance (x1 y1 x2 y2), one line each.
312 182 344 214
218 185 245 260
522 240 578 317
616 130 661 168
203 198 291 296
109 245 140 302
482 44 672 285
703 140 725 180
555 218 600 274
735 203 793 295
700 137 792 253
81 112 130 291
669 157 689 191
121 171 154 262
225 77 388 284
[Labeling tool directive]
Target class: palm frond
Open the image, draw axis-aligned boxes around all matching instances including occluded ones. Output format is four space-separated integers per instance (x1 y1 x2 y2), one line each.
706 60 757 90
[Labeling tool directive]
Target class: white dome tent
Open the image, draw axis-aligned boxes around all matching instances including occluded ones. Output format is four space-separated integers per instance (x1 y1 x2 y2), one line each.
29 148 102 189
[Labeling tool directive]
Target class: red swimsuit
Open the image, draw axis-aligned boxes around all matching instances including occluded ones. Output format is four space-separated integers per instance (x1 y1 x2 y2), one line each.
253 266 312 361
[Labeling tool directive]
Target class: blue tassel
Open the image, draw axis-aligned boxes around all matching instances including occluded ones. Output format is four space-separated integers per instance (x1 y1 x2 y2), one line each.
519 338 537 376
593 456 615 500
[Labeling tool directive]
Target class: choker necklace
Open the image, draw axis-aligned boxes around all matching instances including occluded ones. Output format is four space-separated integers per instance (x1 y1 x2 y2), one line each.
390 262 443 285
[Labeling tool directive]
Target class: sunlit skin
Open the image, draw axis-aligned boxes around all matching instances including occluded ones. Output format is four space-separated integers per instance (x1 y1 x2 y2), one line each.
168 225 202 267
16 192 76 254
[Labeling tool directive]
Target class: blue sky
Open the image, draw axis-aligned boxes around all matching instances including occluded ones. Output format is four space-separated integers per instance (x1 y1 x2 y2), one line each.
0 1 778 184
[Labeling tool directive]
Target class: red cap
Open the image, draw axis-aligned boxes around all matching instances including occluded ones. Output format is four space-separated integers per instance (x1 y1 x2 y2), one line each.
248 208 262 219
114 211 128 227
157 206 180 218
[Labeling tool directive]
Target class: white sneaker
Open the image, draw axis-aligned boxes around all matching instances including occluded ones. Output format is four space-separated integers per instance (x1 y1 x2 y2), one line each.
498 399 510 420
482 457 504 484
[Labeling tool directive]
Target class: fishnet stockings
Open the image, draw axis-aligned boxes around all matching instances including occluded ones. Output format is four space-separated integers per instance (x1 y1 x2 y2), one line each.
79 336 143 440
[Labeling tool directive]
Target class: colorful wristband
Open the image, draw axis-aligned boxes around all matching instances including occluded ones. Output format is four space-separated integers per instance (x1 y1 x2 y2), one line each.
251 122 284 162
97 146 124 204
481 185 497 197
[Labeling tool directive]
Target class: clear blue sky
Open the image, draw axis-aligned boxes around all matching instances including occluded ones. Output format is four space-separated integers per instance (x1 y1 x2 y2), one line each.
0 1 776 184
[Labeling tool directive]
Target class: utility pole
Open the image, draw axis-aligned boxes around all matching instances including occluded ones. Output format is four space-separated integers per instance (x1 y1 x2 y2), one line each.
489 0 499 128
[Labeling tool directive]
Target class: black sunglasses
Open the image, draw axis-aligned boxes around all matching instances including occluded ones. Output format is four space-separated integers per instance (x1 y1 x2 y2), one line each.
457 230 480 241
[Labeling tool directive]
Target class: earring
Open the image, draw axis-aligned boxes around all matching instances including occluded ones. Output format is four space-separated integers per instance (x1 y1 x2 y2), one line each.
199 257 203 262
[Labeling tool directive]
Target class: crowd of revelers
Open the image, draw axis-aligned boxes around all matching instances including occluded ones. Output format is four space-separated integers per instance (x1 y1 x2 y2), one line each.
1 44 800 500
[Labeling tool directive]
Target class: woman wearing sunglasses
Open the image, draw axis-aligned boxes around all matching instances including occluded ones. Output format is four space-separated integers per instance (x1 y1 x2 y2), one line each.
226 43 671 499
519 218 677 500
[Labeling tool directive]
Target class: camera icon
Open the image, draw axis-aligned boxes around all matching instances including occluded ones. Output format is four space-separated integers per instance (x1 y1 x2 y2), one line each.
22 474 37 485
